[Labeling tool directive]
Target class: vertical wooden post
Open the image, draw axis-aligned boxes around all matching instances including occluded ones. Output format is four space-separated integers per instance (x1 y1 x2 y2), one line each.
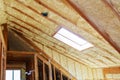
49 60 52 80
2 24 8 49
0 39 2 80
60 71 62 80
54 66 56 80
43 62 45 80
34 54 38 80
0 25 7 80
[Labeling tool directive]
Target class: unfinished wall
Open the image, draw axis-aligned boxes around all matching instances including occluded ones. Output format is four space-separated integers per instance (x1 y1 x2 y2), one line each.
43 46 104 80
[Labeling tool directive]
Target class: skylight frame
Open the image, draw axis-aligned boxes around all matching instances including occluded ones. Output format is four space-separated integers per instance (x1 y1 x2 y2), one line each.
54 28 93 51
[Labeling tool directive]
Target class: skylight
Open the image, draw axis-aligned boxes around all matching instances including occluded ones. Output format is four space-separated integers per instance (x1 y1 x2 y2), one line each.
54 28 93 51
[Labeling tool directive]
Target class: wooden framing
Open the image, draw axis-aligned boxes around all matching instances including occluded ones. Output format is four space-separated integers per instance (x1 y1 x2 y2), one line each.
34 54 38 80
7 50 76 80
36 52 76 80
7 51 35 80
0 25 7 80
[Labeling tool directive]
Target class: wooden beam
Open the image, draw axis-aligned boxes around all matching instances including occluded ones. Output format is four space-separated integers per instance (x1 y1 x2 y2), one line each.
0 25 6 48
7 51 35 55
2 24 8 50
53 66 56 80
34 54 38 80
67 0 120 53
60 71 62 80
43 62 45 80
7 62 26 69
0 29 2 80
0 25 7 80
49 61 52 80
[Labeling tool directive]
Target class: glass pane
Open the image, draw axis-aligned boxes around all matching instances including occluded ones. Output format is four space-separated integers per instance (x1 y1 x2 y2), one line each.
6 70 21 80
6 70 12 80
54 28 93 51
58 28 87 45
14 70 21 80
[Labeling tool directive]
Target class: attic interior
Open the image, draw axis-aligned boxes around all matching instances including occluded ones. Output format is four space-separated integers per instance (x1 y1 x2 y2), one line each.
0 0 120 80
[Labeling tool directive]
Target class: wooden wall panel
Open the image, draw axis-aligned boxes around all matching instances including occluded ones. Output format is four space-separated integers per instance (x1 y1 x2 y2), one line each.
0 26 7 80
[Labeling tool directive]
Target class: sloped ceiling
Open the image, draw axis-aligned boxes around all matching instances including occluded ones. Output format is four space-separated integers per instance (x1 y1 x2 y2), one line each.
8 29 36 52
3 0 120 68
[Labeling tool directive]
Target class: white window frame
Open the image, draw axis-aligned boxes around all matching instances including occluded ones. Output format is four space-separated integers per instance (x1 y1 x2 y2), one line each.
54 28 93 51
